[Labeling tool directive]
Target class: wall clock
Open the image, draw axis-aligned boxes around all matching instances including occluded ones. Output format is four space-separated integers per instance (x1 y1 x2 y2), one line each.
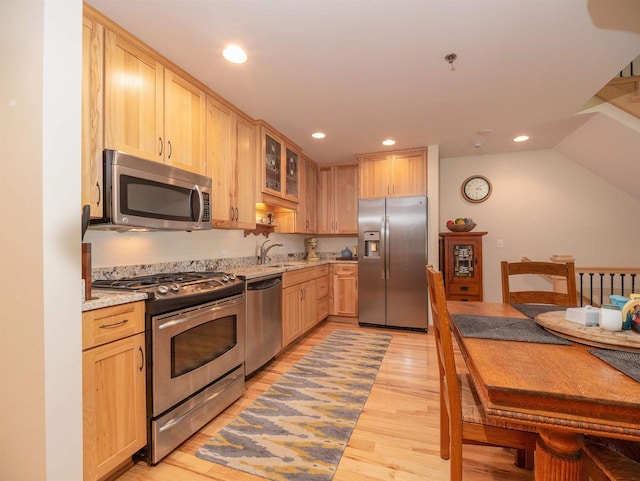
461 175 492 203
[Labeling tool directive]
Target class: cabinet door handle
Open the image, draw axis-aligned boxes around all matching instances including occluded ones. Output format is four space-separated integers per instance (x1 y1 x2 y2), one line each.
99 319 129 329
230 206 235 221
167 140 172 159
158 137 163 156
460 286 469 291
235 207 239 221
95 182 101 206
138 346 144 371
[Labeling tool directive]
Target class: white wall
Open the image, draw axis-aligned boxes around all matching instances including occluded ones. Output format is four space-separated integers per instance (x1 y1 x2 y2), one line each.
440 149 640 302
0 1 83 480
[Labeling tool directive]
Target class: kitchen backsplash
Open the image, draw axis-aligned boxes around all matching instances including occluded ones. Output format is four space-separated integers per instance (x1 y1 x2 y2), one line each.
92 251 348 280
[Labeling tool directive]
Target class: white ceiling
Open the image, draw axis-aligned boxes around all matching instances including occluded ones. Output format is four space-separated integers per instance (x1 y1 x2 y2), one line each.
86 0 640 164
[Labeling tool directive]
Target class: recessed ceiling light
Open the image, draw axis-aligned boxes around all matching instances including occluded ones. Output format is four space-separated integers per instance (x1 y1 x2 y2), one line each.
222 45 247 64
382 139 396 146
312 132 326 139
513 135 530 142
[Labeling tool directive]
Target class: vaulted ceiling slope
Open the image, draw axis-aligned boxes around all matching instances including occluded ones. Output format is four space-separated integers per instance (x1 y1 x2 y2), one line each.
87 0 640 164
556 102 640 200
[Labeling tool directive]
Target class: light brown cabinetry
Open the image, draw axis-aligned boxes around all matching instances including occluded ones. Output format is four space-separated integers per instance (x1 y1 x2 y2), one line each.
206 96 257 228
316 264 330 322
330 263 358 317
317 164 358 234
104 30 206 175
439 232 487 301
260 124 300 206
358 148 427 199
282 266 329 348
82 301 146 481
82 13 104 218
293 155 318 233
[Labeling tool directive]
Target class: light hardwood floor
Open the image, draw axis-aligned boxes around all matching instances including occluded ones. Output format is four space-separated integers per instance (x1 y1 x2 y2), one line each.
117 321 534 481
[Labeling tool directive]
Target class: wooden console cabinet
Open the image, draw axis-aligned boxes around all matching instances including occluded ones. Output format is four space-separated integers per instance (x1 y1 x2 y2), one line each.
439 232 487 301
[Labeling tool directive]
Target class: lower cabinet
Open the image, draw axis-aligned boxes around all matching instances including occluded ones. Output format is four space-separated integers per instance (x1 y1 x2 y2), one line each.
282 265 329 349
82 301 146 481
330 263 359 317
315 264 330 322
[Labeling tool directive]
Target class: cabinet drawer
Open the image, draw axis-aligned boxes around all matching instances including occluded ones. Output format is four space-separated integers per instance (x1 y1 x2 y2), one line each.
283 267 316 288
448 283 480 296
448 294 482 302
331 263 358 275
317 296 329 321
316 276 329 299
315 264 329 277
82 301 145 350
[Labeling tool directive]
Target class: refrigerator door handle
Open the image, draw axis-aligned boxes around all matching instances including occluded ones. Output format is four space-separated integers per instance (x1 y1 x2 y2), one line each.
385 215 391 279
380 215 386 279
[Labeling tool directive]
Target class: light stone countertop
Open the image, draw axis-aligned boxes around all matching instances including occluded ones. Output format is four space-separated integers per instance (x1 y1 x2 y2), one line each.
83 258 357 311
234 258 357 280
82 290 148 312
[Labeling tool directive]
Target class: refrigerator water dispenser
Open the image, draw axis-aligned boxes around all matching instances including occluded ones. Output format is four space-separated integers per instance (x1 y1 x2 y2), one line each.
364 231 380 258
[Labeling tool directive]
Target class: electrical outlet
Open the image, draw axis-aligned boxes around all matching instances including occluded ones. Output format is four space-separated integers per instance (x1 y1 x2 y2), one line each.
220 250 229 258
497 239 504 248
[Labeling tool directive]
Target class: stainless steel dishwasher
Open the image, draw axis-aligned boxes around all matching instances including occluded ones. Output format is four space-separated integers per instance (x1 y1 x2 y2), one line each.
245 274 283 376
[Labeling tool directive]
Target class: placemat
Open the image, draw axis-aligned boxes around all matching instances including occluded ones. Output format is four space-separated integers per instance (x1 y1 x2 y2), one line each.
452 314 572 345
512 303 567 319
588 349 640 384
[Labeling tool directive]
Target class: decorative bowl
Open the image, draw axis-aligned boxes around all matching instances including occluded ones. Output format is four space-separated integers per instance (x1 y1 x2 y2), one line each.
446 222 476 232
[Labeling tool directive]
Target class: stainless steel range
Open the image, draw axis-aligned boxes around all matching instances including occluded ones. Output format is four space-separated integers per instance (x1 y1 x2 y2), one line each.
93 271 246 464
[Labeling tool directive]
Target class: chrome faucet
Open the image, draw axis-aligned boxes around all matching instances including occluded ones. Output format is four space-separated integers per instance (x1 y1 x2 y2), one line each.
259 239 284 265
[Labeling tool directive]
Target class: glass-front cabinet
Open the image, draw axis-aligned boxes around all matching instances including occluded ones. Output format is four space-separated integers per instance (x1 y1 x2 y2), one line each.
439 231 487 301
285 148 299 199
265 133 282 192
261 123 299 203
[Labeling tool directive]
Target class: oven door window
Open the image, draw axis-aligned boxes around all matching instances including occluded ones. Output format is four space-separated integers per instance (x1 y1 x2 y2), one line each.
171 315 237 377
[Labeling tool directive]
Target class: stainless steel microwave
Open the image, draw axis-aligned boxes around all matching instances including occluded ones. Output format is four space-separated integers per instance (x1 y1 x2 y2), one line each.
89 150 212 231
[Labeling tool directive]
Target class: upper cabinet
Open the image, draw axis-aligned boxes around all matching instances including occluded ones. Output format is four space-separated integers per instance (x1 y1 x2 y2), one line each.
358 148 427 199
82 13 104 218
317 164 358 235
206 95 257 229
301 156 318 233
104 30 206 176
260 123 300 205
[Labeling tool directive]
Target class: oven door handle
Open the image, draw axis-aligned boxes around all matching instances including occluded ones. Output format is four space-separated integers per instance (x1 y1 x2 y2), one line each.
158 296 244 330
157 369 244 433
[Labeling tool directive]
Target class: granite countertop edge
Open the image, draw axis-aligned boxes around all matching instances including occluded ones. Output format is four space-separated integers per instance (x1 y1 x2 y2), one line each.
83 258 357 311
82 290 149 312
235 258 357 279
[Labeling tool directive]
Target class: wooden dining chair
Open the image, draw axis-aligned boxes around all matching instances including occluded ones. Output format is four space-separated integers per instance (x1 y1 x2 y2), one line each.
426 266 537 481
501 260 578 306
582 436 640 481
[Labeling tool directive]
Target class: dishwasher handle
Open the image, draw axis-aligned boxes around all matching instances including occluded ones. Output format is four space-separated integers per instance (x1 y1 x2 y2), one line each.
247 276 282 291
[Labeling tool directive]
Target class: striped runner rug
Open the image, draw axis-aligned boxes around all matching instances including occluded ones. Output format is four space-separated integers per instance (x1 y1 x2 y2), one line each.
195 329 392 481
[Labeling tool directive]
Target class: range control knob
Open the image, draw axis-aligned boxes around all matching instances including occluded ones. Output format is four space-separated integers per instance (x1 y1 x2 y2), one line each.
157 285 169 295
170 283 180 292
222 275 230 282
228 273 237 281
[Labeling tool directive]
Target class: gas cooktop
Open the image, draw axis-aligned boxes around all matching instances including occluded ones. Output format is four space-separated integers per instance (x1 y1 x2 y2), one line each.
93 271 244 312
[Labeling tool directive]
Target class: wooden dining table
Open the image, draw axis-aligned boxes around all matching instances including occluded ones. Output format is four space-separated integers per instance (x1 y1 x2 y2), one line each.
448 301 640 481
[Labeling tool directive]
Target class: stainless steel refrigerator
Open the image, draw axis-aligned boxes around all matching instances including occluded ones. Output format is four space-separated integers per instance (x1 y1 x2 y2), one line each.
358 196 428 330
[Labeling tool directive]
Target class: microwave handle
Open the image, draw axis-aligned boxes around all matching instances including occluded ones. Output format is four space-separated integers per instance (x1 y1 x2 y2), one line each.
190 185 204 226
